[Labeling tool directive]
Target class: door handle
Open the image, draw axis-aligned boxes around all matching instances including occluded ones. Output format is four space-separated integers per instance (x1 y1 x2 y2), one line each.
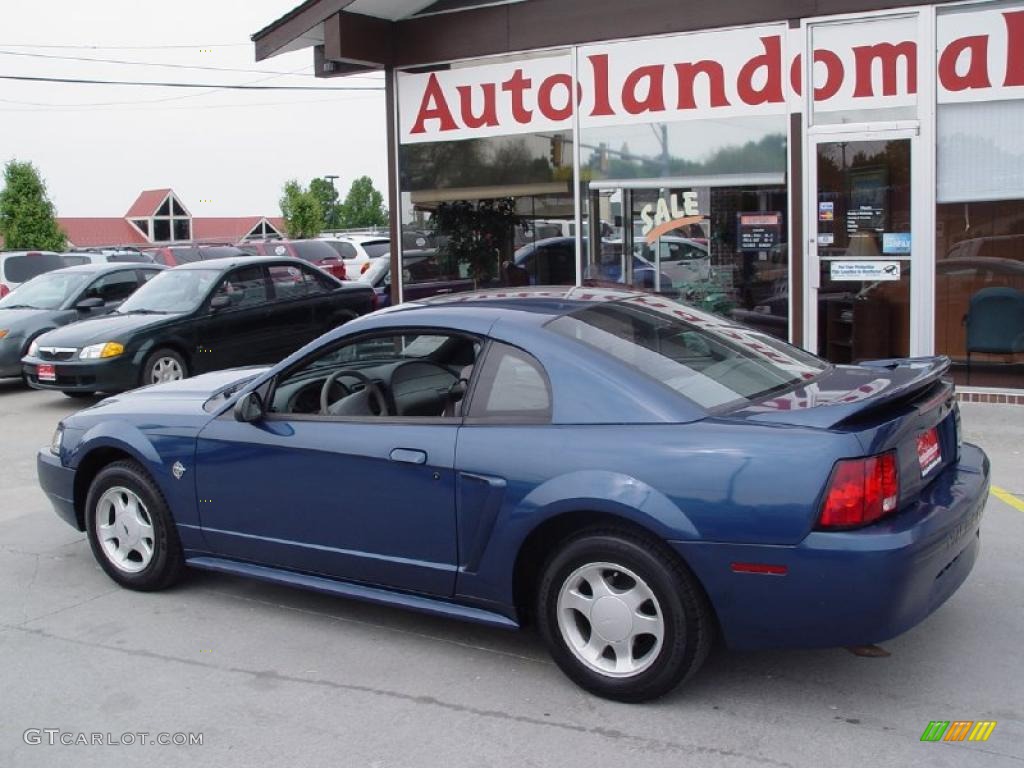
390 448 427 465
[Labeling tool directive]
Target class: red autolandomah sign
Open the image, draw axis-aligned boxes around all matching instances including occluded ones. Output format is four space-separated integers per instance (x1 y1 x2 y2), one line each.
398 5 1024 143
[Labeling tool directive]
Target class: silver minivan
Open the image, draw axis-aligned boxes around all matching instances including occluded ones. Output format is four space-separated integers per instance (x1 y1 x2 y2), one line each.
0 251 65 298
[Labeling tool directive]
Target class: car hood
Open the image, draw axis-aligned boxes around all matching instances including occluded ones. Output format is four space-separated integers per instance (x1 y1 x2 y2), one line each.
70 367 270 422
36 311 180 346
0 308 58 331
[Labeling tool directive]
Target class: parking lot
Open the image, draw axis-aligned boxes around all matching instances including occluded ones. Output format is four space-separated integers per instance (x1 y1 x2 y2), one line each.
0 380 1021 768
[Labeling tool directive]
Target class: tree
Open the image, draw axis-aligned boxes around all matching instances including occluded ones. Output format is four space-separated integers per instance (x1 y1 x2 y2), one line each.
279 179 324 239
0 160 66 251
308 177 341 230
339 176 388 229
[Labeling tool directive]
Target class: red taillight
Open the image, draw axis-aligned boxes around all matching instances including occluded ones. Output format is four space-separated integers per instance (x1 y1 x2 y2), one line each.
0 284 8 298
818 452 899 529
360 262 371 275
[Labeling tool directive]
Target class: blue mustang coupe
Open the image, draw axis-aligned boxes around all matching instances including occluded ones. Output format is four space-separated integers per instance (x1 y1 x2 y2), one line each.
37 287 989 702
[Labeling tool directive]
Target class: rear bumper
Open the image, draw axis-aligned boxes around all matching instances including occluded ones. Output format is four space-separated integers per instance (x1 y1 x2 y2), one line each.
674 442 990 650
22 354 137 393
37 448 80 530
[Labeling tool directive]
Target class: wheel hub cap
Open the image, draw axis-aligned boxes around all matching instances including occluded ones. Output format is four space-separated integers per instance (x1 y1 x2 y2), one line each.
95 486 155 574
556 562 665 678
591 596 632 642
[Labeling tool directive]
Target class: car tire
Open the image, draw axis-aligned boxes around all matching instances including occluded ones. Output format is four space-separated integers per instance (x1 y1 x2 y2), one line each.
537 529 713 703
141 348 188 386
63 391 95 398
85 460 185 591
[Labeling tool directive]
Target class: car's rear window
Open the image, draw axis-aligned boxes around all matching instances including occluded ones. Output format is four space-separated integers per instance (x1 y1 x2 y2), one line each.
2 252 65 283
60 255 92 267
168 247 203 264
290 241 339 263
361 241 390 259
200 246 247 260
548 298 827 410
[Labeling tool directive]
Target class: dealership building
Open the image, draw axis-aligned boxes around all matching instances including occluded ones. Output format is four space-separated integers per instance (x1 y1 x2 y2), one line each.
255 0 1024 392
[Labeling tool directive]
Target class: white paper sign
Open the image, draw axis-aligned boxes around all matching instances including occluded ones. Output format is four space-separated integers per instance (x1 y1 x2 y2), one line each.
830 261 902 281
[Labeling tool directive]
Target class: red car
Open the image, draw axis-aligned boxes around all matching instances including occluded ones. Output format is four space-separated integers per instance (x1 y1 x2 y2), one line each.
239 239 347 281
144 244 249 267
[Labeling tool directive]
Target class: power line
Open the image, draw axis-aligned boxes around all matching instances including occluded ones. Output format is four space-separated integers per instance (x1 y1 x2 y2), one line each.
0 49 384 81
0 74 383 91
0 42 251 50
0 94 383 114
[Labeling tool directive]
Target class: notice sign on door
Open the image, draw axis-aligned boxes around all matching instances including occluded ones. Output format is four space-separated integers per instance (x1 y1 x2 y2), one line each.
737 212 781 252
830 261 901 281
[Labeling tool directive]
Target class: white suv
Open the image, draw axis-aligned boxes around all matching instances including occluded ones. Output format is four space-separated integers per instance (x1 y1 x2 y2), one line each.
0 251 65 298
319 234 390 276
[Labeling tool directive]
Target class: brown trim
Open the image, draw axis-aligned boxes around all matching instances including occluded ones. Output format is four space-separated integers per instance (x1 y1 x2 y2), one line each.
253 0 354 61
281 0 967 70
324 11 393 67
789 112 803 349
385 65 402 307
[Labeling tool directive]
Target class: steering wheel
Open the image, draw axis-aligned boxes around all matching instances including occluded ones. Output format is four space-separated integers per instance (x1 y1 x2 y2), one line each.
319 369 391 416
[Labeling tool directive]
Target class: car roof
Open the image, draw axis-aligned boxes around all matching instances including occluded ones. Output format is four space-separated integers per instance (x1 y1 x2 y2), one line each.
172 255 311 271
49 262 165 275
385 286 644 321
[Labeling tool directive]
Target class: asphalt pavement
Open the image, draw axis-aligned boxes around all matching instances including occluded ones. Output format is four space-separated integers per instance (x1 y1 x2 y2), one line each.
1 378 1022 768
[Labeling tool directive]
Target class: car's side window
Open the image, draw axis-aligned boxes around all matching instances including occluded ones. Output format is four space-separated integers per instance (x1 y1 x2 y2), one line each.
269 265 320 300
213 266 268 309
467 343 551 422
269 331 481 419
84 270 140 304
138 269 160 283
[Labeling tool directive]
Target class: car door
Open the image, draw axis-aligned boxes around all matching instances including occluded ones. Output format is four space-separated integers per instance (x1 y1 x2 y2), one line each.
191 265 273 373
194 329 480 596
265 264 316 359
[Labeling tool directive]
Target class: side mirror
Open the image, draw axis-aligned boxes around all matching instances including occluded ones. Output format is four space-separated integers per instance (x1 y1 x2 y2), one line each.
233 391 264 423
75 296 104 312
210 294 232 311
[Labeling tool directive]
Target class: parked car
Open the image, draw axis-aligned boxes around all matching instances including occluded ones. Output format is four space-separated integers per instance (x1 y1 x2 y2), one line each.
319 234 390 277
0 262 164 380
360 250 474 308
144 244 248 267
36 287 988 702
61 250 153 266
0 251 65 298
22 256 374 396
513 237 671 290
633 236 711 285
239 239 347 281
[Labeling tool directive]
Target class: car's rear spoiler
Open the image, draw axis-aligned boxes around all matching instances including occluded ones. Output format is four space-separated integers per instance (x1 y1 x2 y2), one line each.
734 356 953 430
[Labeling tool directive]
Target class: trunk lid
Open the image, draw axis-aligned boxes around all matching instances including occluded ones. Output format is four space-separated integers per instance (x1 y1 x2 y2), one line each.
729 356 960 512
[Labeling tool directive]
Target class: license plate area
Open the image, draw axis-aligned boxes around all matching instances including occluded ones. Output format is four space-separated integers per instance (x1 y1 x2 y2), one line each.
37 364 56 382
917 426 941 477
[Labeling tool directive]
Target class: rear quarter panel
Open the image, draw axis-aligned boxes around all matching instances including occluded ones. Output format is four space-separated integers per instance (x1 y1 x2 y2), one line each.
454 420 859 609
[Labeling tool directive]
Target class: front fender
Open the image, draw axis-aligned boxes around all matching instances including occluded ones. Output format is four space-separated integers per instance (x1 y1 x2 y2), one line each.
69 419 202 534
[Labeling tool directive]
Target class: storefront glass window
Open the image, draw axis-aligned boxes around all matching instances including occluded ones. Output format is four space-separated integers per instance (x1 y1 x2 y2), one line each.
578 116 790 339
936 98 1024 387
398 130 575 296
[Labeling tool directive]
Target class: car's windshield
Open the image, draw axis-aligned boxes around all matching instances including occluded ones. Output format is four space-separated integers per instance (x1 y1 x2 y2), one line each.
548 297 828 410
117 268 220 314
0 270 92 310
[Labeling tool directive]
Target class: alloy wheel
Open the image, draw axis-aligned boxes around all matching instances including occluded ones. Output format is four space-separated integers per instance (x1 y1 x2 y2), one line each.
556 561 665 678
150 356 184 383
94 486 156 574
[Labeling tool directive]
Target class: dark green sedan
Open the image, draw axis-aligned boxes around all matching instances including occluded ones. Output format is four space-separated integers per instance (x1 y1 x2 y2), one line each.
22 256 375 397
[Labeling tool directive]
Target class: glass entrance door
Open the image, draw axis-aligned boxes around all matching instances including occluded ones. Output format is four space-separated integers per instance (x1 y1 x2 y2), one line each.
811 136 915 363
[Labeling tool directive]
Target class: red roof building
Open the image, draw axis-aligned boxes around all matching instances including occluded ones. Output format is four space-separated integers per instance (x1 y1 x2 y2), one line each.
57 189 283 248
